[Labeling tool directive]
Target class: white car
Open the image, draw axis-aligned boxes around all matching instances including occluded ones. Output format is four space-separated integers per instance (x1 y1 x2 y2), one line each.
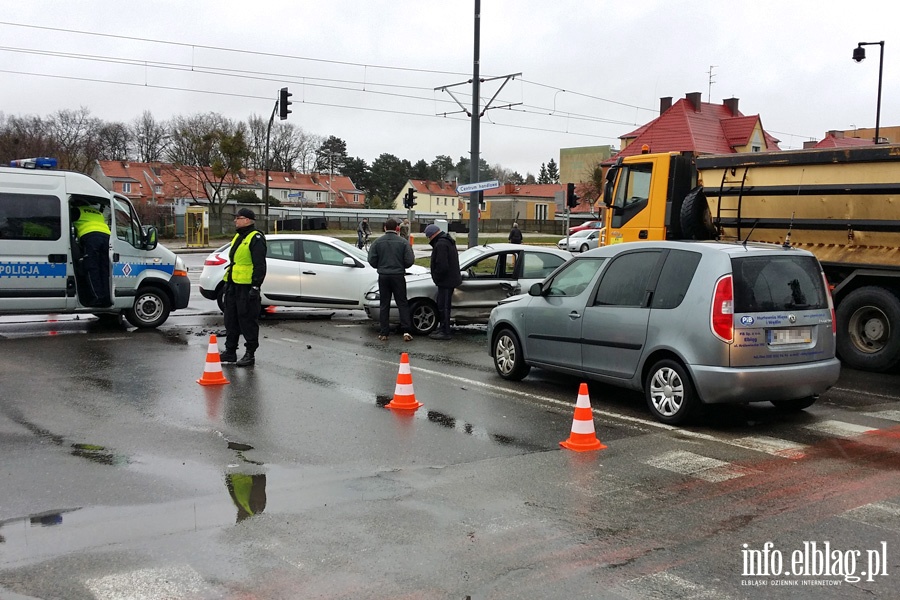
557 229 600 252
199 233 426 312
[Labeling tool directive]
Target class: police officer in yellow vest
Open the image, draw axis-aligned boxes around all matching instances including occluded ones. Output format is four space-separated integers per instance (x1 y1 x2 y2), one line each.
221 208 267 367
71 198 112 307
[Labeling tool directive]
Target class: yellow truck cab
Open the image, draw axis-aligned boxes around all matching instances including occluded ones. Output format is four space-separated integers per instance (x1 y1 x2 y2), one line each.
0 157 190 327
603 146 900 372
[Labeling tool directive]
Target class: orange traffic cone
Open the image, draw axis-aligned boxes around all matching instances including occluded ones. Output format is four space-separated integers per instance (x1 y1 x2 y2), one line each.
197 334 230 386
386 352 422 411
560 383 606 451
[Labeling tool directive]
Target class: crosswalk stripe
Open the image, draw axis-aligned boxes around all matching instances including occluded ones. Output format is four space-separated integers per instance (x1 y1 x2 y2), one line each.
804 420 878 438
730 435 807 459
841 501 900 532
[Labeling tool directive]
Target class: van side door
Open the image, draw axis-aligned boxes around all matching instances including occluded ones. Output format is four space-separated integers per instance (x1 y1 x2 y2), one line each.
0 191 72 312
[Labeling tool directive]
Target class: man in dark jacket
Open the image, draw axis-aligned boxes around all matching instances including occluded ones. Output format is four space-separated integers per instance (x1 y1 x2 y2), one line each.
368 218 415 341
221 208 267 367
424 224 461 340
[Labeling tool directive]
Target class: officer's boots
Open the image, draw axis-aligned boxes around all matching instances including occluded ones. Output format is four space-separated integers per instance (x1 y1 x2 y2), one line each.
236 350 256 367
220 348 238 364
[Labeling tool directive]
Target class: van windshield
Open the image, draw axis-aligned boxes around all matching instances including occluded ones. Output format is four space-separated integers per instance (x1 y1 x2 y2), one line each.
732 255 827 313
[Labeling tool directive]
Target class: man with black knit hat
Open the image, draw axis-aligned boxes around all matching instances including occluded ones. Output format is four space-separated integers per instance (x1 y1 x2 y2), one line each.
424 224 461 340
221 208 267 367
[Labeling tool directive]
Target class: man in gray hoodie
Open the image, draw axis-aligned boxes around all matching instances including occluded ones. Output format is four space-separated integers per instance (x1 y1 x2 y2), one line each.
368 218 416 341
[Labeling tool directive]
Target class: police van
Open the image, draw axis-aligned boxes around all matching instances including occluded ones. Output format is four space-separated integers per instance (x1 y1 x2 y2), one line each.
0 158 190 327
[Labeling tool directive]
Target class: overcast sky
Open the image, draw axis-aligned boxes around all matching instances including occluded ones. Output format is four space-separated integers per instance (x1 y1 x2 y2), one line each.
2 1 897 178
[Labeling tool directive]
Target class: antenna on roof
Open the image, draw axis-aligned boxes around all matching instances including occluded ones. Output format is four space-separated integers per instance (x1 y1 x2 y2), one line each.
742 219 759 247
707 65 718 101
783 212 795 248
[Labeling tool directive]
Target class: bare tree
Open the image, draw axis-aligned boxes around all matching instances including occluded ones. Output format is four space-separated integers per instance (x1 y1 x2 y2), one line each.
46 107 103 173
0 113 54 163
130 111 169 162
97 122 129 161
245 114 268 170
164 113 249 231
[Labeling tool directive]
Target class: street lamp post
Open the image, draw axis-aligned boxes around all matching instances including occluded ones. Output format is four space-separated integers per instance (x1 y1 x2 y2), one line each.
853 41 885 144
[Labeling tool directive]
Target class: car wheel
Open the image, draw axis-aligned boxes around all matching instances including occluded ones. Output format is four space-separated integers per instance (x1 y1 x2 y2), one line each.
216 284 226 313
771 396 817 411
409 299 438 335
579 243 589 253
644 359 698 424
492 328 531 380
124 287 171 328
835 286 900 372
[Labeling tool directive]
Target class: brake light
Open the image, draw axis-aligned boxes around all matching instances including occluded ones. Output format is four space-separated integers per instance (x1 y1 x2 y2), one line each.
711 275 734 343
204 253 228 266
822 271 836 335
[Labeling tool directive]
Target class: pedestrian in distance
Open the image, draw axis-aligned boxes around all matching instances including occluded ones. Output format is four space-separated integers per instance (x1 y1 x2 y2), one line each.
70 198 113 307
357 217 371 249
399 218 411 243
221 208 267 367
508 222 523 244
424 224 461 340
368 217 415 341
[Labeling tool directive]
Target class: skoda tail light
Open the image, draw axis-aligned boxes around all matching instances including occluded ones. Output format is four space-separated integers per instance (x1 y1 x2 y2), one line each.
711 274 734 343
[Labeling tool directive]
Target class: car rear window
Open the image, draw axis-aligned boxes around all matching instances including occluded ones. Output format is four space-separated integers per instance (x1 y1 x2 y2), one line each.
732 255 827 313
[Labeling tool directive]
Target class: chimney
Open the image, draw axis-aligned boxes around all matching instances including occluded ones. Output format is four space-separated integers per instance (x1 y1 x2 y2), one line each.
660 97 672 114
723 97 740 116
504 182 516 194
686 92 702 111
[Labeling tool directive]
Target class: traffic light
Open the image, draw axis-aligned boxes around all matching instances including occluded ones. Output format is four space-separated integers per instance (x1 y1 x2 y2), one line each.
566 182 579 208
278 87 292 120
403 187 417 209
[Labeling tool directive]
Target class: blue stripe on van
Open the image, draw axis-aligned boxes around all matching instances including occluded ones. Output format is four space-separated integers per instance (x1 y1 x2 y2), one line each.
0 262 66 278
113 262 176 277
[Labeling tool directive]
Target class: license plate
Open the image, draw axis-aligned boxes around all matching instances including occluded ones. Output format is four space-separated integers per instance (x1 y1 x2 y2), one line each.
769 327 812 345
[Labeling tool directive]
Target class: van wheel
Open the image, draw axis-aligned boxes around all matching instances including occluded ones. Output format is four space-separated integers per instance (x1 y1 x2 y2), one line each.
679 187 716 240
645 359 698 424
835 286 900 372
492 328 530 381
124 288 171 328
409 300 438 335
771 396 817 411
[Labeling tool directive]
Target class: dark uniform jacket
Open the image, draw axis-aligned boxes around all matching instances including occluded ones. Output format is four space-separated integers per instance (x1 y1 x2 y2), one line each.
428 232 462 288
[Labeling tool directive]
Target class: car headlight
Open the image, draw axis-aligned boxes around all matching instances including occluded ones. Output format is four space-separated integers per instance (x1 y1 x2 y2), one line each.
365 291 380 301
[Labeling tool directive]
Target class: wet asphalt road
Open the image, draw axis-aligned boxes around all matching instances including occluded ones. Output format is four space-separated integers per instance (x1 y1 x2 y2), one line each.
0 252 898 599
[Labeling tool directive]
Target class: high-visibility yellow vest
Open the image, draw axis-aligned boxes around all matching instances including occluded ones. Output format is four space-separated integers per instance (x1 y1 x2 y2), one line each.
227 231 260 284
73 206 110 237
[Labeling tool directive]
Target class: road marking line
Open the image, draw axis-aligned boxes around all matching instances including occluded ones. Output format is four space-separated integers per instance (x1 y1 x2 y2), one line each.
841 501 900 532
622 571 736 599
644 450 751 482
86 565 208 600
831 386 899 401
804 420 877 438
862 409 900 422
729 435 807 459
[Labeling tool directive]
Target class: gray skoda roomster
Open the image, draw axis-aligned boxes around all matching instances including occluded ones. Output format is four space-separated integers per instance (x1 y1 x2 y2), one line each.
487 240 841 424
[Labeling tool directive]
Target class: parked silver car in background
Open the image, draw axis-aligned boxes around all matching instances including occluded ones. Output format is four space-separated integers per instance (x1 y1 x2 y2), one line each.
364 243 571 335
487 240 840 424
199 234 426 312
557 229 600 252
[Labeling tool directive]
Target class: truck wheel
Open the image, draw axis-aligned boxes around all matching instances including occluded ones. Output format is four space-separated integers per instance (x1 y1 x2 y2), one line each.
835 286 900 372
409 300 438 335
124 288 171 328
679 187 716 240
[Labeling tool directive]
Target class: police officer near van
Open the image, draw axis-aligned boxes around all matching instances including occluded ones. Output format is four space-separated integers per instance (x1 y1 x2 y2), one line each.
71 198 112 307
221 208 267 367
